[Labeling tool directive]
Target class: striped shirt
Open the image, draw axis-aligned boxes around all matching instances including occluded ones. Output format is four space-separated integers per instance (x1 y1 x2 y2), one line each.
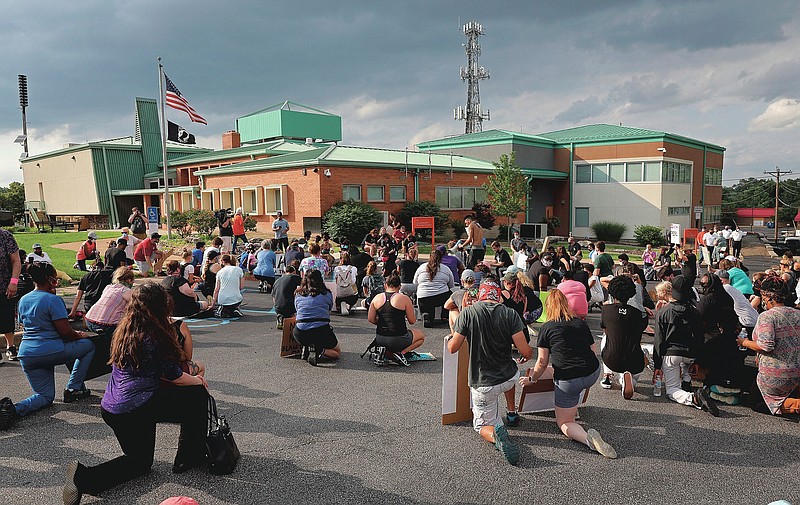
85 283 130 325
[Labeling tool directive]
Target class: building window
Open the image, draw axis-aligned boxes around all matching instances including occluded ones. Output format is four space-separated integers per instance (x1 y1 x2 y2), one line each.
367 185 385 202
220 190 234 210
435 186 487 209
389 185 407 202
704 168 723 185
241 188 257 214
668 206 690 216
201 191 215 211
575 207 590 227
575 165 591 183
609 163 625 182
265 186 283 214
625 162 643 182
663 162 691 183
704 205 721 223
343 185 361 201
643 162 661 182
592 164 608 183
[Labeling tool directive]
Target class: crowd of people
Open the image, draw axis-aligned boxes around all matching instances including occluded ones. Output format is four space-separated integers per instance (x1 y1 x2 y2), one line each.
0 212 797 503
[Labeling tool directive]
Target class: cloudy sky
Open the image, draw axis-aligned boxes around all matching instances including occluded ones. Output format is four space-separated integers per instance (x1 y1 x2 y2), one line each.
2 0 799 186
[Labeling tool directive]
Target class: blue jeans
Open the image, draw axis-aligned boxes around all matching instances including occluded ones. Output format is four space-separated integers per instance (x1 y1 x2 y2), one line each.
16 339 96 417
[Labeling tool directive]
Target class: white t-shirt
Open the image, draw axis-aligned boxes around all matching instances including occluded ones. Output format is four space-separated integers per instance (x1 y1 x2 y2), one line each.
215 265 244 306
722 229 732 239
704 233 717 247
122 234 140 259
201 246 220 273
731 229 744 241
26 251 52 264
722 284 759 327
182 262 195 280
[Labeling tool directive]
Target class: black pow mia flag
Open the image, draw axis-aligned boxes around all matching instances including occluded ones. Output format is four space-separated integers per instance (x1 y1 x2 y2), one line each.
167 121 196 144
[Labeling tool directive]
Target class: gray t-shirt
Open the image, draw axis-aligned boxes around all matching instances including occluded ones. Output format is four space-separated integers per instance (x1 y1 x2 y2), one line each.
272 218 289 239
454 301 524 388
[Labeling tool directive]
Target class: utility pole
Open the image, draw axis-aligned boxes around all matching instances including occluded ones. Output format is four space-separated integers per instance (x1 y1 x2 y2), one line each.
18 75 29 157
765 166 792 243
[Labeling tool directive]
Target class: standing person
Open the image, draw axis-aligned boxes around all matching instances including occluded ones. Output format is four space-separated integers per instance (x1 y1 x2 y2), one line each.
520 289 617 459
299 243 331 279
510 230 524 254
271 211 290 252
253 240 277 294
216 209 233 254
463 215 485 270
653 276 719 416
293 270 340 366
695 227 707 266
730 226 744 259
128 207 148 240
75 232 98 271
599 275 648 398
59 284 210 504
162 261 209 317
84 267 134 335
703 228 717 269
0 263 95 431
449 278 533 466
68 259 114 317
413 249 455 327
231 208 248 253
333 252 359 315
737 275 800 415
592 241 615 279
133 233 167 277
213 254 244 318
1 229 21 363
273 262 302 330
368 272 426 365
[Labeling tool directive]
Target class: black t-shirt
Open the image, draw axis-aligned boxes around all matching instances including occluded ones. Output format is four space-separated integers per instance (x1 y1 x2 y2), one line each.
219 216 233 237
162 275 199 317
351 252 373 275
495 249 512 267
568 242 582 258
78 269 114 310
527 261 550 291
600 303 647 374
130 214 146 234
454 301 524 387
681 252 697 279
398 259 420 284
273 273 302 316
537 318 599 380
284 248 305 266
363 233 378 245
105 248 127 270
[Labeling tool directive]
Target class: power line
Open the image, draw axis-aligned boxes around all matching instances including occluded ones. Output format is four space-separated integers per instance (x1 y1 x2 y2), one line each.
765 167 793 242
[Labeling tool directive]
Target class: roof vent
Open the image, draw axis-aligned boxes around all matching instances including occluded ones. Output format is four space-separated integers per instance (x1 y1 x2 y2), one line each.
305 137 313 145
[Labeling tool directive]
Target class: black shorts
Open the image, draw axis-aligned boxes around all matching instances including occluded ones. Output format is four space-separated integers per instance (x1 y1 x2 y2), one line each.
375 331 413 352
0 294 15 334
293 324 338 350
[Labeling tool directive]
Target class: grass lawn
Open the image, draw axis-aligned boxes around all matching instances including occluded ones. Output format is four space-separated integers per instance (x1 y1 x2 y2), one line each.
10 230 120 280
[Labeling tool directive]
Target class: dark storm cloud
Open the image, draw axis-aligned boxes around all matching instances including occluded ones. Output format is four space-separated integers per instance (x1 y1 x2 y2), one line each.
738 59 800 101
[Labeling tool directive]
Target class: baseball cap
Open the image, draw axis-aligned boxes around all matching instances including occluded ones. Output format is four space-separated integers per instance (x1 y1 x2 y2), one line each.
725 255 737 262
671 275 692 302
502 265 520 281
461 269 475 282
87 231 98 239
32 243 42 249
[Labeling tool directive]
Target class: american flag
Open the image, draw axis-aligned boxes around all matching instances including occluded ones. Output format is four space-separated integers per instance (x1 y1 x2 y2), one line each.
164 73 207 125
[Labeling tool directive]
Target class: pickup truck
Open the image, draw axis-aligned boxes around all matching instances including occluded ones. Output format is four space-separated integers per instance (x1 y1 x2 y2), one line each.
769 236 800 257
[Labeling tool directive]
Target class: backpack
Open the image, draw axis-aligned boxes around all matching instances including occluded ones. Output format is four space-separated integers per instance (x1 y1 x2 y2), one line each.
335 267 357 297
131 215 146 234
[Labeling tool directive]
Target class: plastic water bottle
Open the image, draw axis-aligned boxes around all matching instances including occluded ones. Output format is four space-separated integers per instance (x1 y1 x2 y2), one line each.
653 377 663 397
738 328 749 351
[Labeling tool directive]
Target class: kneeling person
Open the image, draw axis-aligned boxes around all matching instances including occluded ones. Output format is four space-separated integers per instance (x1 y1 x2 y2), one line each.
448 278 533 466
367 272 425 365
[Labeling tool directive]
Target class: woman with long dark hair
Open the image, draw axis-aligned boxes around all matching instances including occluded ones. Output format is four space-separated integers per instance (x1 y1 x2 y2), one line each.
519 289 617 459
293 269 340 366
368 272 425 366
413 249 455 327
0 263 95 429
61 283 210 505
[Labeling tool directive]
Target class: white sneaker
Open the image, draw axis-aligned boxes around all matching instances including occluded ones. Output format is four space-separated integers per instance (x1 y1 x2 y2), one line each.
340 302 349 316
586 429 617 459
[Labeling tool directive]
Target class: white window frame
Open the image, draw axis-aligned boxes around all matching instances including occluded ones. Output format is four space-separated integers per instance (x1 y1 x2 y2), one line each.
219 189 235 210
435 186 488 210
201 190 215 211
241 187 258 215
264 185 287 215
343 184 362 201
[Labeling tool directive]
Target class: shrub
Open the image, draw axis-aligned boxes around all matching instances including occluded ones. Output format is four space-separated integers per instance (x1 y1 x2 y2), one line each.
243 215 258 232
471 202 496 229
169 210 192 238
322 200 382 245
450 218 466 240
633 225 665 247
591 221 627 243
396 200 448 239
185 208 218 237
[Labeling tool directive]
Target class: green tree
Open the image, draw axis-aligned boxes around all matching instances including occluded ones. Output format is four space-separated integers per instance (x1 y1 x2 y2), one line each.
323 200 382 245
484 152 527 241
0 182 25 218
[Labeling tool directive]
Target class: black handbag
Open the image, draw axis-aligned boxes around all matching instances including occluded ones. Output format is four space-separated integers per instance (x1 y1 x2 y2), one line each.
206 395 240 475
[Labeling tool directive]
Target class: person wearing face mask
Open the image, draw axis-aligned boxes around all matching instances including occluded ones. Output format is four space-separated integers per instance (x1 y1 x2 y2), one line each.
75 231 99 271
526 253 552 294
118 228 139 266
0 263 95 430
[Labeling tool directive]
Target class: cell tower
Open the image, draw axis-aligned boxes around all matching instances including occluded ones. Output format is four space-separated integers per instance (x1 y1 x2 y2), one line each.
454 21 490 134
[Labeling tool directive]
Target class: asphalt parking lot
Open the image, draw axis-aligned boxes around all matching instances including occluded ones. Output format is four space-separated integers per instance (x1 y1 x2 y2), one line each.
1 267 798 505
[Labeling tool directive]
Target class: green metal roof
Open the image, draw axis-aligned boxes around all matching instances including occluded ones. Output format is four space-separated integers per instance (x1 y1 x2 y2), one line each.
239 100 338 119
520 168 567 179
113 185 198 196
236 100 342 144
165 139 323 167
143 169 177 179
417 124 726 153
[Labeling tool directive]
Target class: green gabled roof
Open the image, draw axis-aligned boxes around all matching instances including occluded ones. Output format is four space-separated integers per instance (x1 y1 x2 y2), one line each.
143 169 177 179
194 147 332 175
238 100 337 119
417 129 555 151
536 123 725 151
22 137 207 162
165 139 323 167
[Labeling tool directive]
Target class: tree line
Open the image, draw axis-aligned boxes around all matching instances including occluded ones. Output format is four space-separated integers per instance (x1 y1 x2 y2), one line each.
722 177 800 224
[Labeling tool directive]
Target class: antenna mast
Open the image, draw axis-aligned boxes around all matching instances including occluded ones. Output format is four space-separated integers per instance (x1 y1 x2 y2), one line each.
454 21 490 134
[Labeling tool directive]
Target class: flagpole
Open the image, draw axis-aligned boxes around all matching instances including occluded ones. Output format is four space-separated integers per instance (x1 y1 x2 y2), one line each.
158 57 172 239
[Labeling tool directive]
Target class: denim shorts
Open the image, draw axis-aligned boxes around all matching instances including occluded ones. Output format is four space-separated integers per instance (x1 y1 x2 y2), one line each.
553 364 601 409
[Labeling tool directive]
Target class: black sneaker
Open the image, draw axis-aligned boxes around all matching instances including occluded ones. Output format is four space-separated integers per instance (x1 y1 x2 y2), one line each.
681 381 694 392
388 352 410 367
63 460 84 505
0 397 17 431
506 412 520 427
600 374 613 389
694 387 720 417
63 386 91 404
5 345 18 361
